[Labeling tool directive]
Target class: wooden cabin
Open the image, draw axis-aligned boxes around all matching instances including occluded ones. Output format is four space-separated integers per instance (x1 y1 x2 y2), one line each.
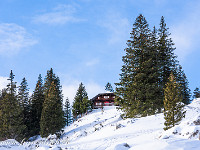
91 92 115 109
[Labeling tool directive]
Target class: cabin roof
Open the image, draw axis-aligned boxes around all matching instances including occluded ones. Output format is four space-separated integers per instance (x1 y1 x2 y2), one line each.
91 92 115 100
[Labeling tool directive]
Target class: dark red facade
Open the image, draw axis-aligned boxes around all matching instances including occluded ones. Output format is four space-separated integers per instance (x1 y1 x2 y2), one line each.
91 92 115 109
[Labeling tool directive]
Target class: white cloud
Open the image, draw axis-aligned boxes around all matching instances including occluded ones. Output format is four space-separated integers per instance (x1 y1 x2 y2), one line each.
0 76 8 90
85 82 104 99
62 81 80 104
85 58 99 67
171 2 200 62
98 13 131 45
61 77 104 105
33 4 85 25
0 23 37 56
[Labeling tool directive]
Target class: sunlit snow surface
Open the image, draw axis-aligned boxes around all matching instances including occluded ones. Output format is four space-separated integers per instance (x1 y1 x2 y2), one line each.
1 100 200 150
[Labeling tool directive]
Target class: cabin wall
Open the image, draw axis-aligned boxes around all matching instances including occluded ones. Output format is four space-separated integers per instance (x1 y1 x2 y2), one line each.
92 93 115 109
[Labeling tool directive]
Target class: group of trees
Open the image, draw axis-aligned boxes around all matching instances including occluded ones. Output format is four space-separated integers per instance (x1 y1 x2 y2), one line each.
0 69 68 141
115 14 190 130
0 67 108 141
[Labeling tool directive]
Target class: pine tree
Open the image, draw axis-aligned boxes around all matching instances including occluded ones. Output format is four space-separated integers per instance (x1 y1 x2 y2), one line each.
30 74 45 136
0 70 26 141
40 69 65 137
193 87 200 99
105 82 114 92
163 73 185 130
72 83 89 120
64 98 72 126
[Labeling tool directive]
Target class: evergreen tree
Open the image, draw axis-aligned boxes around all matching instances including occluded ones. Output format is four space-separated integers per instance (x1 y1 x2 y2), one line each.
18 77 31 137
64 98 72 126
43 68 56 98
163 73 185 130
193 87 200 99
0 70 26 141
40 69 65 137
115 14 161 117
72 83 89 120
175 65 191 104
157 16 177 95
30 74 45 136
105 82 114 92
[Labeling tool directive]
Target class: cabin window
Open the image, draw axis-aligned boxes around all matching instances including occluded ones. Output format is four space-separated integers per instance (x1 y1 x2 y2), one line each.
104 96 109 99
96 102 102 105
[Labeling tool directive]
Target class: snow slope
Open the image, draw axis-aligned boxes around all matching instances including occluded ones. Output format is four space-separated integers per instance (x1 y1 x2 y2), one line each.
1 99 200 150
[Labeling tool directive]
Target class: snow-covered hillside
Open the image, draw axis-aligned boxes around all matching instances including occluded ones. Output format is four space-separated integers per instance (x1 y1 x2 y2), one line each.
1 99 200 150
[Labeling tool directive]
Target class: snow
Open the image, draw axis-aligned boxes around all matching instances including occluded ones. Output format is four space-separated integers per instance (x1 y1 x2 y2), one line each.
1 100 200 150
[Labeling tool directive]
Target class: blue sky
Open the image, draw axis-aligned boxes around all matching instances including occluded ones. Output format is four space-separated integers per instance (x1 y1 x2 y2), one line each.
0 0 199 103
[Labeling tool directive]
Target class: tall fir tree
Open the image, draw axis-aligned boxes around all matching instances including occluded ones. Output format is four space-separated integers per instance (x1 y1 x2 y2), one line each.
18 77 31 138
30 74 45 136
115 14 162 117
64 98 72 126
0 70 26 141
157 16 177 95
72 83 90 120
163 73 185 130
105 82 114 92
40 69 65 137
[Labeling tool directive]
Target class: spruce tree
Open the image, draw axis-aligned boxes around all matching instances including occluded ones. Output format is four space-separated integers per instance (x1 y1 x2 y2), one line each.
115 14 161 117
0 70 26 141
72 83 89 120
64 98 72 126
18 77 31 138
157 16 177 95
43 68 56 98
163 73 185 130
30 74 45 136
40 69 65 137
193 87 200 99
105 82 114 92
40 81 65 137
175 65 191 104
